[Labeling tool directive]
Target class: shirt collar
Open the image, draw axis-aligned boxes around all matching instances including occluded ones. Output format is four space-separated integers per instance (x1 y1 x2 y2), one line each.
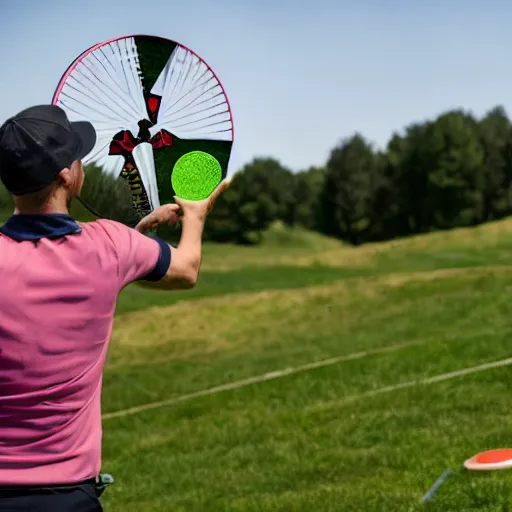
0 214 82 242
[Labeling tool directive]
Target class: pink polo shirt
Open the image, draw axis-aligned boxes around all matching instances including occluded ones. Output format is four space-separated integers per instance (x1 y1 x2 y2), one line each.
0 217 168 485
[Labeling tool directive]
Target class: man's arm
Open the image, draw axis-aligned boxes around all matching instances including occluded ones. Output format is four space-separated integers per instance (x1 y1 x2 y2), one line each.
141 214 205 290
134 179 230 291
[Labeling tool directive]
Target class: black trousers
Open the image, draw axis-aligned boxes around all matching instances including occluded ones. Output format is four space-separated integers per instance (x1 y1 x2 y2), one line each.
0 482 103 511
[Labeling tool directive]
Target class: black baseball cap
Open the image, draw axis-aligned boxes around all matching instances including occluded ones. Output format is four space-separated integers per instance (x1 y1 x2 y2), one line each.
0 105 96 196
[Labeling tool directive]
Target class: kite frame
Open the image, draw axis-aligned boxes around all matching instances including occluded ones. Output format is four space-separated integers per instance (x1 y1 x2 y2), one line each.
51 33 235 141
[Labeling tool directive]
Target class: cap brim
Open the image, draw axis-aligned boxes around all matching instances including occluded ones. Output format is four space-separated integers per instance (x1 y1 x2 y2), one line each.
70 121 96 162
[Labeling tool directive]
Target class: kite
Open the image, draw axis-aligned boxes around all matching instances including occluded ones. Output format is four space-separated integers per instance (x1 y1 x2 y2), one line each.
52 35 234 226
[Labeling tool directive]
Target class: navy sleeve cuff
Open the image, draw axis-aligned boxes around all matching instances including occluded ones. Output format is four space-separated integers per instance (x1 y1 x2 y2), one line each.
143 236 171 282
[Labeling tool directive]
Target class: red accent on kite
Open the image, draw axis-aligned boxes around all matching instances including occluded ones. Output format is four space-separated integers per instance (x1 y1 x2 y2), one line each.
148 96 160 113
146 94 162 124
108 130 138 155
108 129 173 157
150 129 173 150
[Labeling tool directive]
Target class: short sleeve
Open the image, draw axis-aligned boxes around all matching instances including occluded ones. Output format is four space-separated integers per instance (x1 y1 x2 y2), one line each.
95 220 171 289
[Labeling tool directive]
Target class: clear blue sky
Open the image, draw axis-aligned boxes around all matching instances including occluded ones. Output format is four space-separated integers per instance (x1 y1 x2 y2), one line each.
1 0 511 171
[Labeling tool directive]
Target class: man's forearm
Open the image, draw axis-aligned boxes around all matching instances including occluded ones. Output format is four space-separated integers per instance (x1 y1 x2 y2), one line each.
176 214 206 275
140 213 206 291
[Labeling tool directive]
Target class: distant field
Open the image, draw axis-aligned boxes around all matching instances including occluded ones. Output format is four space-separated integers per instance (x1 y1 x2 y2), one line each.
117 217 512 315
97 218 512 511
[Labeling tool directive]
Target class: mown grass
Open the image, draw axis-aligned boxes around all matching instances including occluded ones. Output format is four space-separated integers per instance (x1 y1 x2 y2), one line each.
4 202 512 509
117 217 512 316
95 217 512 511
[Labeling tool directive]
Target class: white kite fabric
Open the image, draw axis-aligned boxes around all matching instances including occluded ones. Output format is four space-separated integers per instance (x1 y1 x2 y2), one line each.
53 36 233 214
150 45 232 140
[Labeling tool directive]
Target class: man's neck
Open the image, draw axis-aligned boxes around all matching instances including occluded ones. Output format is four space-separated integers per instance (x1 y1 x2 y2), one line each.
13 201 70 216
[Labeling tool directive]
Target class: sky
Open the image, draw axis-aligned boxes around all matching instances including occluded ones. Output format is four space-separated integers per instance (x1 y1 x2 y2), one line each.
1 0 512 172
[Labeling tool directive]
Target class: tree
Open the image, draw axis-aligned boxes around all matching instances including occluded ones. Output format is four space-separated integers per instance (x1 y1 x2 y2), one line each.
293 166 325 231
0 182 13 214
319 134 377 245
387 111 484 234
79 164 140 227
422 110 484 229
477 106 512 220
204 157 296 244
368 145 405 241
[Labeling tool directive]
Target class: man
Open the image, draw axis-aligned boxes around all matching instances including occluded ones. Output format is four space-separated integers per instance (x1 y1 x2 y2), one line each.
0 105 229 511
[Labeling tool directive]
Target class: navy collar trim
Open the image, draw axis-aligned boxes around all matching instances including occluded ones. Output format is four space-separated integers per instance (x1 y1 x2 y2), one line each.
0 214 82 242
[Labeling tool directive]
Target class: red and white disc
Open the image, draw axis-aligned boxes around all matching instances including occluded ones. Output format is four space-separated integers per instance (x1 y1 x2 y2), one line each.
464 449 512 470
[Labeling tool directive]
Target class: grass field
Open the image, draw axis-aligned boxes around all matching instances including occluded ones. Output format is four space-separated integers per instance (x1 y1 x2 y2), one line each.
97 219 512 510
5 201 512 509
100 219 512 511
3 208 508 510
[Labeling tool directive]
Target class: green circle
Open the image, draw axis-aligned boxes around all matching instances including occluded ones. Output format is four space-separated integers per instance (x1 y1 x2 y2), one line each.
171 151 222 201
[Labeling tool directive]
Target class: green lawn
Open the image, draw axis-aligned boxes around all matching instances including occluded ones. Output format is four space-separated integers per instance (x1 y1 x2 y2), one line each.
97 218 512 511
6 202 512 510
5 189 512 509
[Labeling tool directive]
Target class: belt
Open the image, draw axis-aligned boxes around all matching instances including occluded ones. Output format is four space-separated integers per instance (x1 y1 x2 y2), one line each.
0 477 97 495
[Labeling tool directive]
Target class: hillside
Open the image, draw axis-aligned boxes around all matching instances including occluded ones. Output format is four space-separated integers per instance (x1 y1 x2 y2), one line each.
100 217 512 511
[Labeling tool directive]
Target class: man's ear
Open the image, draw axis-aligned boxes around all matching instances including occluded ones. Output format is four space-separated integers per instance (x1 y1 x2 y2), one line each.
70 160 83 173
57 168 73 188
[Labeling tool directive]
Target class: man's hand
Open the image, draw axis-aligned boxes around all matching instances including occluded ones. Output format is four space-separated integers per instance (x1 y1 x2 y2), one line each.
134 178 231 233
134 203 182 233
173 178 232 222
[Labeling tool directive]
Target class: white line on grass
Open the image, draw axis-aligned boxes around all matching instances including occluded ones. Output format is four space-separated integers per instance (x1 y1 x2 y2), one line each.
102 339 425 421
335 356 512 406
102 334 512 421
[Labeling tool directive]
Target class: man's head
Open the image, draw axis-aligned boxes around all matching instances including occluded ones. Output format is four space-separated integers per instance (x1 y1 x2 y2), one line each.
0 105 96 212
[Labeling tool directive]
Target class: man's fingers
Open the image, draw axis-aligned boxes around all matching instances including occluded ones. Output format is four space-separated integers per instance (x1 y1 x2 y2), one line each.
167 203 182 213
134 216 148 232
134 204 184 232
135 214 161 232
171 177 232 217
168 210 181 225
135 219 154 232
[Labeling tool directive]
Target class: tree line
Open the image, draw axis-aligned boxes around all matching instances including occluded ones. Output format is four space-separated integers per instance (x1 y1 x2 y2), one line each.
1 104 512 246
205 105 512 245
